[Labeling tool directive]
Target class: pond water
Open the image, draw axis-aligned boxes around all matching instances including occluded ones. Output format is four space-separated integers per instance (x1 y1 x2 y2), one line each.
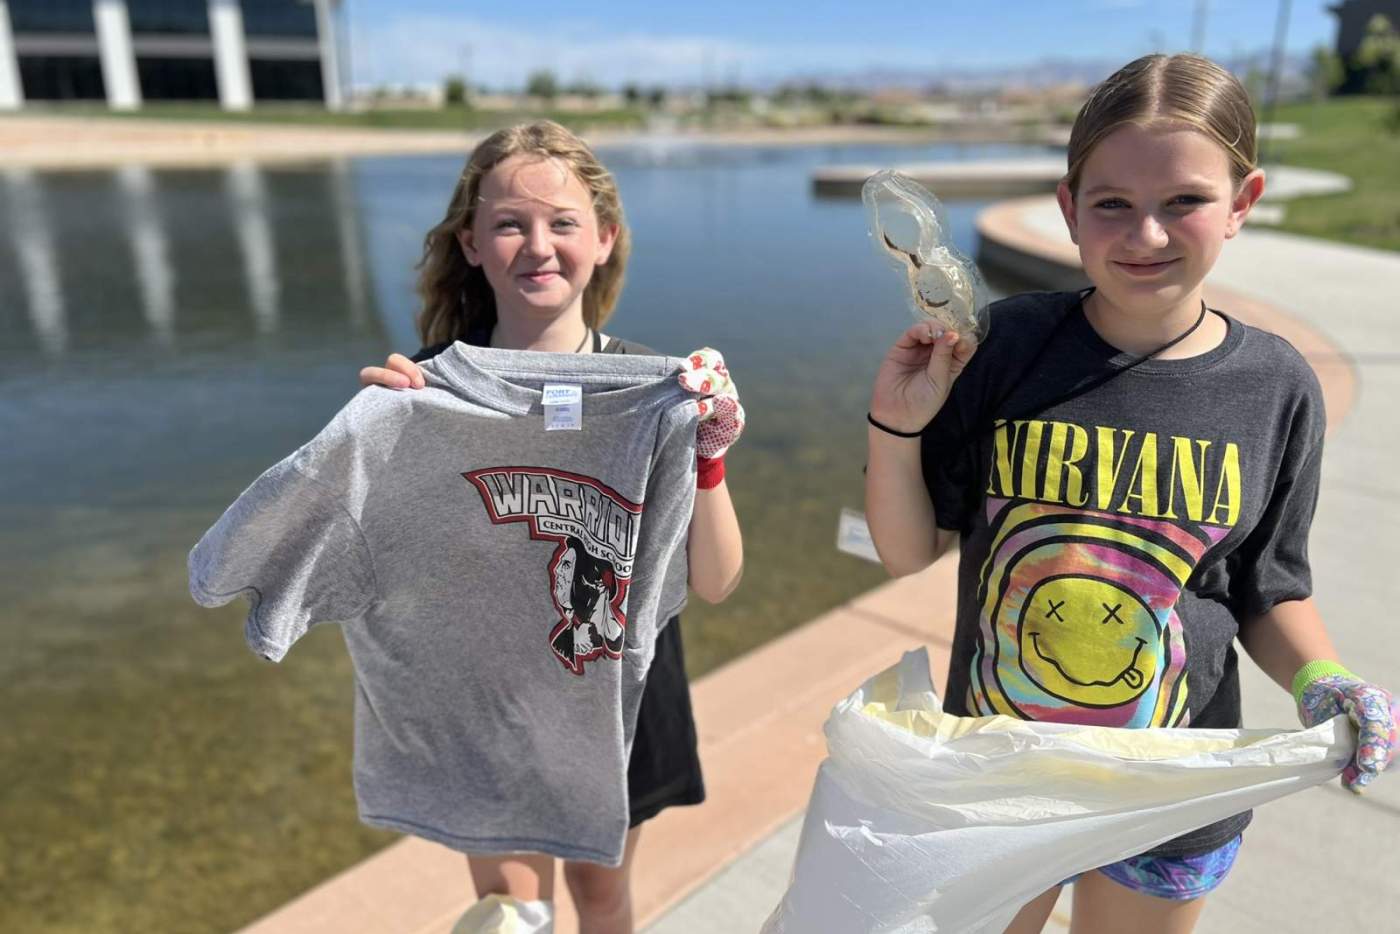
0 138 1051 931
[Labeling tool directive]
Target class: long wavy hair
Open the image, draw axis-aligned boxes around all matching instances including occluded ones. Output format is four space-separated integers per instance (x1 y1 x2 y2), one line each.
1065 53 1257 196
415 121 631 346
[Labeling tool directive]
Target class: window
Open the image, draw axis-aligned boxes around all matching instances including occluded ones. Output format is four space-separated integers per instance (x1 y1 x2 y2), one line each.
136 56 218 99
249 58 323 100
17 56 105 99
240 0 318 38
127 0 210 35
9 0 96 34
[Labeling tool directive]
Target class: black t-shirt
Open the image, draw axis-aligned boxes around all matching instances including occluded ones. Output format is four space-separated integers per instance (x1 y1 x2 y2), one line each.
922 290 1325 856
410 330 657 363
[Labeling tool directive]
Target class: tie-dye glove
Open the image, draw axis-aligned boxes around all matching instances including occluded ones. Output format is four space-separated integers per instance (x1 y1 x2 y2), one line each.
1294 660 1399 793
679 348 745 489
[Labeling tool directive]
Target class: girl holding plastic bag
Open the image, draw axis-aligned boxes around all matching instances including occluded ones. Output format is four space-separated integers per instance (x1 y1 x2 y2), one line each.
356 121 743 934
864 53 1396 933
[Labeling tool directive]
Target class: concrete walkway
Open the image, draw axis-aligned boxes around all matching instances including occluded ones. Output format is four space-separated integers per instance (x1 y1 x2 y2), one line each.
644 197 1400 932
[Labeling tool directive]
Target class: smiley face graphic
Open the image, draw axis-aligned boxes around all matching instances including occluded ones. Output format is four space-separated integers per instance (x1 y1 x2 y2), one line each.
1018 575 1161 707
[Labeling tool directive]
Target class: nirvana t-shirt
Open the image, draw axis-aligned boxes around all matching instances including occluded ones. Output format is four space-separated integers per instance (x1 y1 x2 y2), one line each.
922 290 1325 856
189 345 698 865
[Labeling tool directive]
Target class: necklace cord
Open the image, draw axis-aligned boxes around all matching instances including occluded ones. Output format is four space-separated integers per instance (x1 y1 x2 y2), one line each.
962 289 1210 446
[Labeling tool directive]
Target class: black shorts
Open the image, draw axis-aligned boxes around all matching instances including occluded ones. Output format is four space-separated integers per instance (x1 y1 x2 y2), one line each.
627 616 706 826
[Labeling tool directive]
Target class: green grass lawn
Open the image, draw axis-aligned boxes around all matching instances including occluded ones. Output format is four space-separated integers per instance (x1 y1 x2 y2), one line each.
1268 96 1400 252
5 101 648 133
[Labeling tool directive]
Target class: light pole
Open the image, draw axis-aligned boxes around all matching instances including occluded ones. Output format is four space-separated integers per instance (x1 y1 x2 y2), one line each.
1260 0 1293 165
1192 0 1209 53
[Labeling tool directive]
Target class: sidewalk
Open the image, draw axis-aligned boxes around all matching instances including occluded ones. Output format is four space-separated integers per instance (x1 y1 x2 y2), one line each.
0 115 954 170
646 197 1400 932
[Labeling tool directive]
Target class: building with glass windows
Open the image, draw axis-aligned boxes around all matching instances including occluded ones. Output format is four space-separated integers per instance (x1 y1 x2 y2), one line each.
0 0 343 110
1328 0 1400 93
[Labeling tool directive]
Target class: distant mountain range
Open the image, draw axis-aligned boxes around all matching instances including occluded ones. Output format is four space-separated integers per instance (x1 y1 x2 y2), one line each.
727 51 1315 95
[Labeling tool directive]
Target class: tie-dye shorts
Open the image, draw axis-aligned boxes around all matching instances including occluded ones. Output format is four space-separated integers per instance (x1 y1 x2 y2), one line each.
1064 835 1242 901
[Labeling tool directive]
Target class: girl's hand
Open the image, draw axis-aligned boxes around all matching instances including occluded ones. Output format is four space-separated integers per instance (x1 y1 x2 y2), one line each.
679 348 745 461
360 353 425 390
1296 664 1399 793
869 322 977 435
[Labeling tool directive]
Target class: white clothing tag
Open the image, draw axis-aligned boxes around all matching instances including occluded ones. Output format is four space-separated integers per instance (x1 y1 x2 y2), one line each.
836 508 882 564
543 383 583 431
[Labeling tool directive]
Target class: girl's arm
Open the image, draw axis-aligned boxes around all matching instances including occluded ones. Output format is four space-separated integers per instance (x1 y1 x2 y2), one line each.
1243 597 1397 793
865 324 975 577
1237 596 1339 690
361 353 425 389
686 480 743 603
865 428 954 576
677 349 745 604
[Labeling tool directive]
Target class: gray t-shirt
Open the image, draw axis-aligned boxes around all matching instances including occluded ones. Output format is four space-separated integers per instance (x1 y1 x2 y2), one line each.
922 290 1325 856
189 345 698 865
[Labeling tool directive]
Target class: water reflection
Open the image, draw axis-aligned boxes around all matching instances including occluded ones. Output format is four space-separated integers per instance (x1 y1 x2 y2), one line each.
0 161 388 358
225 160 281 333
4 167 67 354
1 141 1040 933
330 158 371 331
117 164 177 346
0 141 1039 362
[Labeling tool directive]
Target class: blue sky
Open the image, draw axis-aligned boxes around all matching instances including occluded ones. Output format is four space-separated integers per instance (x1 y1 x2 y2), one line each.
342 1 1340 90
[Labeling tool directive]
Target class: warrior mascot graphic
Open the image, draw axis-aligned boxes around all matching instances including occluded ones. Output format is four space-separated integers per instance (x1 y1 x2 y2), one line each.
550 535 626 672
466 466 639 676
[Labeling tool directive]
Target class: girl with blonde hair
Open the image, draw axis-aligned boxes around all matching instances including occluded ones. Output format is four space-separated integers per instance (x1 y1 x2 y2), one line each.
359 120 744 933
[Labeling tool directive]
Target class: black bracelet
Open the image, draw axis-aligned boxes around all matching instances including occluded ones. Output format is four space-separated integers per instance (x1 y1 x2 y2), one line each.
867 413 923 438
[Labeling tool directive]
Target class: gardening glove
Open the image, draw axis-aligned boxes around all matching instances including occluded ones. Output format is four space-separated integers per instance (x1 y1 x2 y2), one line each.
678 348 745 488
1294 660 1399 793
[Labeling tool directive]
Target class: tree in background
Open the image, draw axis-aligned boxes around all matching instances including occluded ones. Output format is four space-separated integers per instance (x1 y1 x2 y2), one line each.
565 80 602 99
1356 14 1400 131
1357 14 1400 94
622 83 666 109
1308 45 1345 100
526 70 559 102
443 74 468 107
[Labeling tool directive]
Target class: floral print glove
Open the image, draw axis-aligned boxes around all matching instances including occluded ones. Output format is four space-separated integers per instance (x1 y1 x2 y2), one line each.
1294 661 1399 793
678 348 745 462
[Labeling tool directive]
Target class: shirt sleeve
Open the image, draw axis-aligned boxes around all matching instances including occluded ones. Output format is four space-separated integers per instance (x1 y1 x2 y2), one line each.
920 392 980 533
628 397 700 664
188 455 377 662
1230 386 1326 621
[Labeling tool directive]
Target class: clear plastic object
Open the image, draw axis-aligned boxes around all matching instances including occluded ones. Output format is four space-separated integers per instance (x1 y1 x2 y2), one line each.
862 169 990 344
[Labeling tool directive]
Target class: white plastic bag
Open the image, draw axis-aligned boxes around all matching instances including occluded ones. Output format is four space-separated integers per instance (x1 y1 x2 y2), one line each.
451 895 554 934
763 649 1352 934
